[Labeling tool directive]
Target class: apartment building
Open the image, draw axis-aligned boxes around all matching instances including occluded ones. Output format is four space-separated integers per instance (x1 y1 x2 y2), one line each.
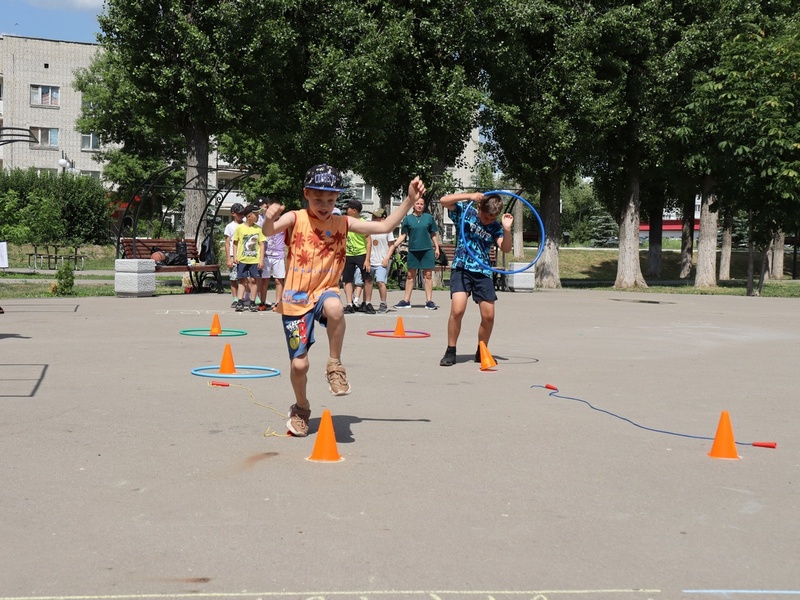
0 35 103 177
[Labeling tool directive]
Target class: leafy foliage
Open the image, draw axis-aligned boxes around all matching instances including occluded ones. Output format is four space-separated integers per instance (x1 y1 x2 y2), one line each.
0 169 110 246
53 264 76 296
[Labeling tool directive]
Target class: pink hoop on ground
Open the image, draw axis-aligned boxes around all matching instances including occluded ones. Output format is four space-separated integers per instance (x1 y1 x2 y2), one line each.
367 330 431 339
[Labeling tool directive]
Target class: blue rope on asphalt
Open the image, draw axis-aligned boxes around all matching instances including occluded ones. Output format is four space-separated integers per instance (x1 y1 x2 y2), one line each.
531 384 754 446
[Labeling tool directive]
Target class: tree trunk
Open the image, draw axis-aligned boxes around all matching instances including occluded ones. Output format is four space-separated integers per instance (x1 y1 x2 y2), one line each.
769 230 785 280
184 125 211 244
536 169 562 289
645 200 662 278
614 166 647 288
718 211 733 280
756 239 772 296
694 175 717 288
679 192 695 279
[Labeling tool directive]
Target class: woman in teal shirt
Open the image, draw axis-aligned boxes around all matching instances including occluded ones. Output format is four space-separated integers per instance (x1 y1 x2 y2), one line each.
391 197 441 310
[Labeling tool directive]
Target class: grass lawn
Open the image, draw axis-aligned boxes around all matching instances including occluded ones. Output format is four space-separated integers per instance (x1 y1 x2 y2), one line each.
2 243 799 299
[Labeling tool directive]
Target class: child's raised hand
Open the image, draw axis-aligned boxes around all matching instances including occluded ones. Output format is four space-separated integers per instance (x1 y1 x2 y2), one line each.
265 203 285 220
501 213 514 230
471 192 485 203
408 177 426 202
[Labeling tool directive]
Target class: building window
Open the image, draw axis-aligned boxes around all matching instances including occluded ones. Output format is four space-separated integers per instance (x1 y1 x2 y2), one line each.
353 183 374 206
31 85 60 107
81 132 101 150
31 127 59 148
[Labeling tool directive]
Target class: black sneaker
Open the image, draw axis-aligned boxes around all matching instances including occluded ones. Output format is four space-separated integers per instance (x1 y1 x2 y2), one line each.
363 303 376 314
343 304 355 314
235 301 244 312
475 347 481 362
440 348 457 367
249 302 258 312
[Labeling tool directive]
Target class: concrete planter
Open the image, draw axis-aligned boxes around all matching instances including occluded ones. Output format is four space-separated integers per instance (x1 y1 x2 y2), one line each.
115 259 156 297
507 262 536 292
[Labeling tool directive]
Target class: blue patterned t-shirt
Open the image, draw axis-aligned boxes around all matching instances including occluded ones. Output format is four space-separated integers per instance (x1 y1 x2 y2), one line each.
448 201 504 277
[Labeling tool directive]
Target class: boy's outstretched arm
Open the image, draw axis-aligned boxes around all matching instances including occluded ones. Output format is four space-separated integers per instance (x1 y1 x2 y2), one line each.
440 191 483 210
350 176 426 235
262 204 295 237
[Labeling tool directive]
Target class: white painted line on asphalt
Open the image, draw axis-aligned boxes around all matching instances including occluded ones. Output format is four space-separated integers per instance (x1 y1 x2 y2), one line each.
0 590 662 600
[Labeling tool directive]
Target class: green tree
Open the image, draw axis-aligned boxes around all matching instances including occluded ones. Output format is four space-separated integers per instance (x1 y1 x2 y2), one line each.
477 0 618 287
75 0 296 243
0 169 110 247
561 177 604 246
671 0 800 293
223 0 482 208
0 189 30 245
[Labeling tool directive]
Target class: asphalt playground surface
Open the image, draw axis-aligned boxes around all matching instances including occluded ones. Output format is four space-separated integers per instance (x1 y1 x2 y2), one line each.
1 286 798 599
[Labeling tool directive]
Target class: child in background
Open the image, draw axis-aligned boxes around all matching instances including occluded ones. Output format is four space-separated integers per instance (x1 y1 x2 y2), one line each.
262 164 425 436
256 197 286 311
224 203 245 307
367 207 395 313
232 204 265 312
437 192 512 367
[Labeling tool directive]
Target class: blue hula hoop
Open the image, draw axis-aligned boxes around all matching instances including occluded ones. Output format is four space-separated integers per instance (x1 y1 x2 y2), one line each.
191 365 281 379
458 190 545 276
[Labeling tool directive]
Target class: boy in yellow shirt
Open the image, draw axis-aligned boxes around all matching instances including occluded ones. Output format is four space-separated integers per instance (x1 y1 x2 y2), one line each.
232 204 265 312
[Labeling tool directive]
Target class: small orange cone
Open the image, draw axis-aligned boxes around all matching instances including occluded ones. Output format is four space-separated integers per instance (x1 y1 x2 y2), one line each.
708 410 740 460
218 343 237 374
210 313 222 336
393 317 406 337
479 341 497 371
307 409 344 462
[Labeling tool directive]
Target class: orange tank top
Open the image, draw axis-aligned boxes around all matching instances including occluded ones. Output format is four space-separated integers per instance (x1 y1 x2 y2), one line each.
278 209 348 316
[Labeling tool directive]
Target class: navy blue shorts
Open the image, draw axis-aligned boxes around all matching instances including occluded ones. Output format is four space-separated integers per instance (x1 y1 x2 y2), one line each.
236 262 261 279
449 268 497 303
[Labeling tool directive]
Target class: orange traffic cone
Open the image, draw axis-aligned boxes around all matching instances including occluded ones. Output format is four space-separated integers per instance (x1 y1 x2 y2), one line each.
479 341 497 371
708 410 740 460
210 313 222 336
307 409 344 462
218 343 237 374
393 317 406 337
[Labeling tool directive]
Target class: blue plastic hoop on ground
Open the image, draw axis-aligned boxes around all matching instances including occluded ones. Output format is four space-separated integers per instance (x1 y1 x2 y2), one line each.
191 365 281 379
458 190 545 276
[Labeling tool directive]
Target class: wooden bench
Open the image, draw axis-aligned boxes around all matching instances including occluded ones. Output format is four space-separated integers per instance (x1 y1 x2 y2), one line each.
119 237 223 293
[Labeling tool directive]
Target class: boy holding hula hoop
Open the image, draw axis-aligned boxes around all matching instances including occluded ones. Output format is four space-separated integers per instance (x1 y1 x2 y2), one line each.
438 192 512 367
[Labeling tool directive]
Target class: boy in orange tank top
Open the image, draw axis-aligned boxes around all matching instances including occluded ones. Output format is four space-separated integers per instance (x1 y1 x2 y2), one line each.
262 164 426 436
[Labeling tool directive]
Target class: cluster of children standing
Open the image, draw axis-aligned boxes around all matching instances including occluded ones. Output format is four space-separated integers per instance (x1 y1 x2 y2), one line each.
224 198 285 312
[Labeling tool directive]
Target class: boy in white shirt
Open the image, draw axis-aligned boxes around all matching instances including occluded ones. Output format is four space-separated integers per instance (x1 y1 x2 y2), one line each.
366 207 395 313
223 203 245 307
